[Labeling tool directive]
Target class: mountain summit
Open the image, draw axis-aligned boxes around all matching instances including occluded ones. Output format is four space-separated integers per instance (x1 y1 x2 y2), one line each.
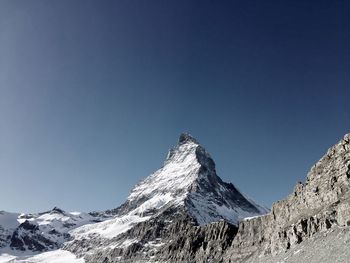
178 132 198 145
115 133 268 225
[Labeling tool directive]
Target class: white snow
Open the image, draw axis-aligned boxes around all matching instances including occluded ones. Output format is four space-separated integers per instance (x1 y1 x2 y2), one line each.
35 211 93 228
118 238 139 248
244 215 264 221
130 193 174 216
3 209 95 234
71 214 150 239
0 253 16 263
0 250 84 263
128 141 201 203
27 210 95 244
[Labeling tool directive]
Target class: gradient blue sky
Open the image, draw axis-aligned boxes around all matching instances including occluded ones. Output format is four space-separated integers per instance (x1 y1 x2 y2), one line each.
1 0 350 213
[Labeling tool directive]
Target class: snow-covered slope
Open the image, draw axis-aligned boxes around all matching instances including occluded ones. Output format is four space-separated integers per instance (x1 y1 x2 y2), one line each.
0 249 84 263
71 214 150 239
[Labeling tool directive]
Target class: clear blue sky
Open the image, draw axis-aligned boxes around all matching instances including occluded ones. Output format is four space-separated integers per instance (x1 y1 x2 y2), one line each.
1 0 349 213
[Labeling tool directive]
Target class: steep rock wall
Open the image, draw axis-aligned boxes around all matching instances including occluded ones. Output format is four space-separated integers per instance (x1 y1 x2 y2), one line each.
226 133 350 262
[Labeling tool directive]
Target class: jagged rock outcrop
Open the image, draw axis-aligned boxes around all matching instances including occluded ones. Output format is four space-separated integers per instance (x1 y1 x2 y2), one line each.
74 212 238 263
0 211 19 249
10 220 62 251
224 133 350 262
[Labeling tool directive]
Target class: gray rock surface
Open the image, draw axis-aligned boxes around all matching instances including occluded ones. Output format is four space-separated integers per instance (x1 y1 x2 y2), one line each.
243 226 350 263
75 211 237 263
225 133 350 262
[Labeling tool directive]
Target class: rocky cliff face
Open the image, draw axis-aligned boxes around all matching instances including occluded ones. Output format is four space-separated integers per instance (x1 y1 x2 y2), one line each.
75 210 238 263
225 133 350 262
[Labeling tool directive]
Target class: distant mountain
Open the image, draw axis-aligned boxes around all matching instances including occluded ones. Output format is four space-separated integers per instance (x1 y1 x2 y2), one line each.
0 207 106 253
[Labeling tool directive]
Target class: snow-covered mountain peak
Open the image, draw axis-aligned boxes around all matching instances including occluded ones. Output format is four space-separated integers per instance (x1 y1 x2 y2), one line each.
114 133 267 225
126 134 216 206
165 133 214 169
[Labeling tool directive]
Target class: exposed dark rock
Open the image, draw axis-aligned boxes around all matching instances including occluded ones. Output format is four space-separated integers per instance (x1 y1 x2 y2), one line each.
10 220 58 252
178 133 198 145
